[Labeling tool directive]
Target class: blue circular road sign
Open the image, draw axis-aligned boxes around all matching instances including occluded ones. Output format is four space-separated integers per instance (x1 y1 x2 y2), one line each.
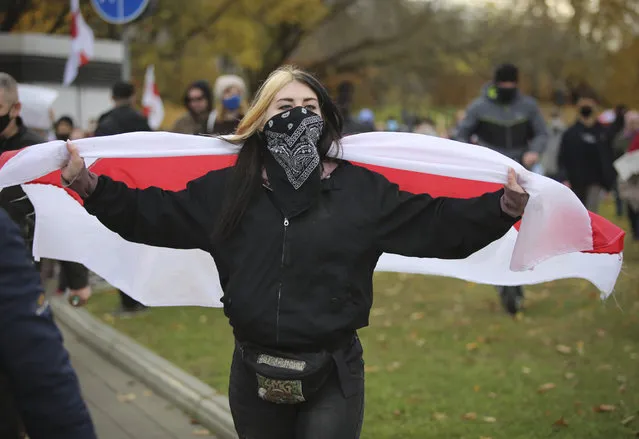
90 0 151 25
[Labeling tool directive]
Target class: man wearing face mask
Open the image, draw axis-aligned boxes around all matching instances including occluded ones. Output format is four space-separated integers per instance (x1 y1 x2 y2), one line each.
455 63 548 168
0 73 45 247
455 63 548 316
558 96 615 213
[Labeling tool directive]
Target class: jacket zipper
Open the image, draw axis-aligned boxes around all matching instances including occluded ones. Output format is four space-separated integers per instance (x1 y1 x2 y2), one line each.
275 217 289 345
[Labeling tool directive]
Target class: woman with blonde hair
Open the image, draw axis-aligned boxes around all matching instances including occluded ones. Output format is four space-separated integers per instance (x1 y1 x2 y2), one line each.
59 66 529 438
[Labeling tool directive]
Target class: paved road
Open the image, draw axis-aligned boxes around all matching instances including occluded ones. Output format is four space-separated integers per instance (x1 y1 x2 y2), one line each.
60 323 217 439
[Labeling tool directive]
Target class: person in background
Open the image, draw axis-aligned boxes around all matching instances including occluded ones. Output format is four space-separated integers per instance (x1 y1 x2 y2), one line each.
172 80 215 135
454 63 548 316
95 82 151 136
558 95 615 213
616 111 639 240
94 82 151 315
607 104 629 217
385 116 400 132
413 117 438 136
357 108 376 132
335 81 375 135
539 108 566 181
210 75 248 135
0 207 97 439
53 115 74 140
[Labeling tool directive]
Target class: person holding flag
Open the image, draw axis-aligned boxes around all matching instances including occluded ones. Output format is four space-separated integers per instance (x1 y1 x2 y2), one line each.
59 66 530 439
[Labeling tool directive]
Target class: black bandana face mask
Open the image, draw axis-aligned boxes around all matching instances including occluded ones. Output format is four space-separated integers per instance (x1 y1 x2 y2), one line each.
263 106 324 190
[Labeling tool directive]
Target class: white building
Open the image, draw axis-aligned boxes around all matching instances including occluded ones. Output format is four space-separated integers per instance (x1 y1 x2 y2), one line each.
0 32 123 130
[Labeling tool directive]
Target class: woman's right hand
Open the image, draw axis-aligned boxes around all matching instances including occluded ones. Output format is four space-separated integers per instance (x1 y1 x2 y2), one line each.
61 141 85 184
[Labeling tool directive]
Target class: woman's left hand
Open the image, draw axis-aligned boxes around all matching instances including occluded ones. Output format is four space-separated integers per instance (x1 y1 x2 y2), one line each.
501 168 529 218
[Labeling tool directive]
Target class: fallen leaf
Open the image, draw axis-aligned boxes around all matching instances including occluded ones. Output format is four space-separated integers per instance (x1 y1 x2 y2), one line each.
466 342 479 351
597 364 613 371
473 385 481 392
393 409 402 417
476 336 486 343
392 303 401 311
102 313 115 324
370 308 386 317
621 415 637 426
564 372 576 380
553 416 569 427
432 412 447 421
619 384 627 394
116 393 136 403
410 311 424 320
462 412 477 420
408 331 418 340
143 389 153 397
538 383 556 394
383 319 393 328
596 328 606 337
192 428 211 436
624 345 633 353
617 375 627 383
479 437 493 439
631 353 639 360
483 416 497 423
592 404 616 413
416 339 426 347
386 361 402 372
189 417 199 425
522 367 531 375
556 345 572 355
364 365 380 373
198 315 207 324
576 341 585 356
488 392 497 399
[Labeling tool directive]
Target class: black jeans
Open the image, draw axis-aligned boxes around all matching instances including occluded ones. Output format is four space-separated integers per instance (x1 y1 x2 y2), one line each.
57 261 89 291
229 345 365 439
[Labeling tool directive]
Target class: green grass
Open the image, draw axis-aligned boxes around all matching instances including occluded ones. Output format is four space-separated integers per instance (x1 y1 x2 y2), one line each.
86 203 639 438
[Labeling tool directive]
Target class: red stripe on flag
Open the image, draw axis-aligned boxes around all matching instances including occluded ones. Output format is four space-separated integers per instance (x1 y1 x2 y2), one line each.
79 52 89 66
70 12 78 38
7 153 623 256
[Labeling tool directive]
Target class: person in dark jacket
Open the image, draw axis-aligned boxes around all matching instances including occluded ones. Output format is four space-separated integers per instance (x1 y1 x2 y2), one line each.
455 63 548 167
95 81 152 136
336 81 376 136
0 74 91 305
0 208 97 439
95 81 151 315
60 66 529 439
455 63 547 315
558 96 615 213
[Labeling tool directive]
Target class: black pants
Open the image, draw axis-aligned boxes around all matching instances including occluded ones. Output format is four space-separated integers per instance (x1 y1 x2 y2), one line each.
119 290 144 310
57 261 89 291
228 346 365 439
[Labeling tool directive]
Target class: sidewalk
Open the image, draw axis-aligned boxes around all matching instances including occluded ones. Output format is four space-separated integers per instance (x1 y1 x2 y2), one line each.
60 322 217 438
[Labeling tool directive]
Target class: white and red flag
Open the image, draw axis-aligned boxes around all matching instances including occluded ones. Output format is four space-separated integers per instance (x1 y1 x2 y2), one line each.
63 0 95 86
141 65 164 130
0 132 625 307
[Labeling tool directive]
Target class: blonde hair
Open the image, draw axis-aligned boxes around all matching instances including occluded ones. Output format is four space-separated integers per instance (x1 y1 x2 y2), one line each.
227 66 307 143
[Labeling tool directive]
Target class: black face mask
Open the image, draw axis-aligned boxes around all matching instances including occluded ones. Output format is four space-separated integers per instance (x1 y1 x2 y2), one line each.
496 87 517 104
0 111 12 135
579 106 594 118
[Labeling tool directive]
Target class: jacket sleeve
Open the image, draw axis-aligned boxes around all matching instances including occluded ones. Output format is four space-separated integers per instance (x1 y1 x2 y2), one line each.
82 171 220 250
528 103 549 154
454 100 480 143
0 210 97 439
374 175 518 259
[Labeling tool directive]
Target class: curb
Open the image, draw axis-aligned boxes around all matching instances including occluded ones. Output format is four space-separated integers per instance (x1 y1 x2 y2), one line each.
49 295 239 439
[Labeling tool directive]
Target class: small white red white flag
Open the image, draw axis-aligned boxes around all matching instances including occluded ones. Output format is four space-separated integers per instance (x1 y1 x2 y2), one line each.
63 0 95 86
141 65 164 130
0 132 625 307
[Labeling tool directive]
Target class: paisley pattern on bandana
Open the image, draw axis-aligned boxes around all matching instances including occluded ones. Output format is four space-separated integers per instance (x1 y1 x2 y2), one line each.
264 107 324 190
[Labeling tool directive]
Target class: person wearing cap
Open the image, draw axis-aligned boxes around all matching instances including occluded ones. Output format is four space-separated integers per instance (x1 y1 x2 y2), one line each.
210 75 248 136
454 63 549 316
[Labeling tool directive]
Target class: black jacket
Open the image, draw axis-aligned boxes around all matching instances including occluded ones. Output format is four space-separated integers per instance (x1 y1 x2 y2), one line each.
0 208 96 439
0 118 44 245
558 121 615 192
83 162 517 351
95 104 151 136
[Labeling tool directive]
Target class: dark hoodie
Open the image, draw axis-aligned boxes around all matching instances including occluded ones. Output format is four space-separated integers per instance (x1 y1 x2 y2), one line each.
455 83 549 162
